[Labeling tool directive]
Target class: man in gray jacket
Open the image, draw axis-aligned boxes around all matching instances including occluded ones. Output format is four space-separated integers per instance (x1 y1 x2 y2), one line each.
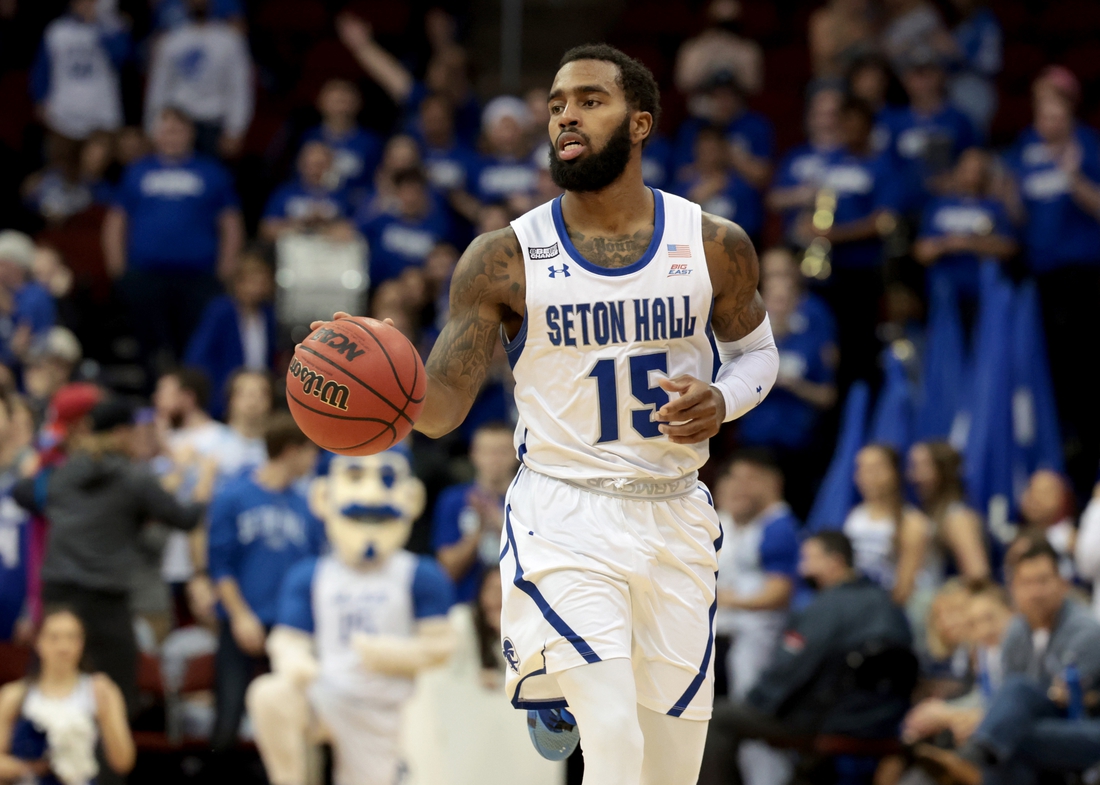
14 398 204 713
699 531 914 785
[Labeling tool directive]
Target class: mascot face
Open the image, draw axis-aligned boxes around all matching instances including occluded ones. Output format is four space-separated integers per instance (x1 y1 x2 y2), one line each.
310 451 426 567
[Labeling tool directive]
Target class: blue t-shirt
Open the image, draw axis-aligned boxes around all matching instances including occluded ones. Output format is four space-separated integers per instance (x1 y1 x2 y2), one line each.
884 104 980 211
277 554 455 632
918 195 1015 299
771 143 837 233
0 283 56 366
674 173 763 239
421 140 480 193
263 179 350 222
820 146 904 268
759 512 801 578
113 153 239 273
300 125 383 195
738 315 836 449
1005 125 1100 272
207 473 326 625
673 111 776 181
361 201 452 285
431 482 503 603
471 155 539 203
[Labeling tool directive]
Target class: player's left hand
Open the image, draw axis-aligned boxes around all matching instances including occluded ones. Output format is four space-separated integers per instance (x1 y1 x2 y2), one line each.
655 376 725 444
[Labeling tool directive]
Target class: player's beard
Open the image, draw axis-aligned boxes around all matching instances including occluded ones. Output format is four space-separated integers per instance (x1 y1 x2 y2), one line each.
548 116 634 193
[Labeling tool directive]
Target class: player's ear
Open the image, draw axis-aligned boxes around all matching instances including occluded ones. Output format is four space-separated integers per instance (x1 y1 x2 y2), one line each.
631 110 653 146
308 477 329 519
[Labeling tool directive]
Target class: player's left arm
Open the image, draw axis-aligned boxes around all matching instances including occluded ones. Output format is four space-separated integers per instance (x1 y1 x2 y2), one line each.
655 213 779 444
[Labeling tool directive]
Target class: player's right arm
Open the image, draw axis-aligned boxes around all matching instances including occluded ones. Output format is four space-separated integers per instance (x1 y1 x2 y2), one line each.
415 228 525 439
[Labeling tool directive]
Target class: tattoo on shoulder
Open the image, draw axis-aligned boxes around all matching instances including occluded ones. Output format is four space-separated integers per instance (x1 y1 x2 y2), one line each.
567 225 654 269
425 229 523 397
701 212 766 341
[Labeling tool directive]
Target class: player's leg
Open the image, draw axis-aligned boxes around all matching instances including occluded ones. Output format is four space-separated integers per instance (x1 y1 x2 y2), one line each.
638 706 709 785
246 674 311 785
556 659 645 785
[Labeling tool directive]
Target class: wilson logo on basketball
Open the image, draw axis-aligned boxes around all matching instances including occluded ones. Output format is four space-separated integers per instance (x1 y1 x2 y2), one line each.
309 327 367 361
288 357 351 411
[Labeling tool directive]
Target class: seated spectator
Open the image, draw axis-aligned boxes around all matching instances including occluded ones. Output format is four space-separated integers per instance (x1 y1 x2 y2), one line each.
0 232 56 370
674 72 774 191
922 579 973 691
698 532 914 785
1002 67 1100 500
806 97 903 388
1074 484 1100 618
207 414 324 751
915 539 1100 785
0 393 36 643
184 247 276 419
300 79 383 202
675 125 763 240
361 168 452 287
1012 469 1077 580
946 0 1002 136
469 97 539 211
23 327 83 424
844 444 932 609
759 247 837 343
713 451 800 785
261 142 354 242
30 0 127 143
737 272 837 518
13 398 206 713
768 87 843 247
0 608 134 782
415 92 480 196
337 12 481 148
104 107 244 366
361 134 425 220
432 422 517 603
144 0 253 158
914 148 1017 308
674 0 763 97
884 46 980 212
808 0 876 80
907 441 990 582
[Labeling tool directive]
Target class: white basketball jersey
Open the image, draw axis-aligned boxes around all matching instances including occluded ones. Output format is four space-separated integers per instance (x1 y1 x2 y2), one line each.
311 552 417 706
506 189 715 482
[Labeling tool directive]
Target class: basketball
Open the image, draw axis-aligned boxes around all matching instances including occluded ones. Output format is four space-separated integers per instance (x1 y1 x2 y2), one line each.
286 317 426 455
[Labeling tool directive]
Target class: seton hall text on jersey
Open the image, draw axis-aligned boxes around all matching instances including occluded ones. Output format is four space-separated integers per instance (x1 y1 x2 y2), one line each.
545 295 699 347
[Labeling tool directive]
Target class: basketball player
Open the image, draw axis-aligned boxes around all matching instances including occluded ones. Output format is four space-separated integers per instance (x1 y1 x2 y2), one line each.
328 44 778 784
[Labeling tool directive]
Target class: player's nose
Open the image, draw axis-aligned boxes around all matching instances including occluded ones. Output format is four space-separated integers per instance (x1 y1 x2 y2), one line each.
556 102 581 128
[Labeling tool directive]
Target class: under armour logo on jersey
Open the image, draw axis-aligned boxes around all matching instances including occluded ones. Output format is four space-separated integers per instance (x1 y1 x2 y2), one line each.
548 264 571 278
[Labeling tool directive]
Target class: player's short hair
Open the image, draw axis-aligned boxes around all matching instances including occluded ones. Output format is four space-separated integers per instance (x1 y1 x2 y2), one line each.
166 367 211 411
558 44 661 146
807 531 855 568
264 412 311 459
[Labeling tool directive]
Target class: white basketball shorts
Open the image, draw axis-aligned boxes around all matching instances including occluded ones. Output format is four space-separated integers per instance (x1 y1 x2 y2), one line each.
499 466 723 721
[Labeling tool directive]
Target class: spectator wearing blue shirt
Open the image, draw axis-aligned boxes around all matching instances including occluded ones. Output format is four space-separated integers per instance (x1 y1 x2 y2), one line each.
675 125 764 241
759 246 837 343
432 422 518 603
739 272 838 519
714 450 801 785
30 0 128 142
208 414 324 751
361 168 452 286
260 142 354 243
804 97 903 389
415 92 480 197
946 0 1002 136
1004 68 1100 500
184 249 277 418
104 107 244 367
470 96 539 210
886 47 980 213
300 80 383 205
768 87 843 246
0 232 56 371
673 72 774 192
915 148 1016 309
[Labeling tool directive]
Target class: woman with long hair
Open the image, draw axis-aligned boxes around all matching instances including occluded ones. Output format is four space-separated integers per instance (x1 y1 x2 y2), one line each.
907 441 989 581
0 607 134 784
844 444 932 607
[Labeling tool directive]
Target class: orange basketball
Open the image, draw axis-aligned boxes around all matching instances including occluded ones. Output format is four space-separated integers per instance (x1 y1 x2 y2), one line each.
286 317 426 455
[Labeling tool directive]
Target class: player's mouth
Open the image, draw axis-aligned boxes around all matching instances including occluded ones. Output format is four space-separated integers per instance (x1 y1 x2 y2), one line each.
557 132 588 161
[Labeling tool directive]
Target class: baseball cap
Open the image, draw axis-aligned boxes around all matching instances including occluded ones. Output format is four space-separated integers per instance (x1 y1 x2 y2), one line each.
0 230 35 269
49 382 102 429
482 95 533 133
27 327 83 366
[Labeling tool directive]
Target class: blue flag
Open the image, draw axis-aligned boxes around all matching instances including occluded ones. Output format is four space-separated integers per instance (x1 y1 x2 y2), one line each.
869 343 915 453
807 381 870 533
915 277 968 441
1011 280 1064 483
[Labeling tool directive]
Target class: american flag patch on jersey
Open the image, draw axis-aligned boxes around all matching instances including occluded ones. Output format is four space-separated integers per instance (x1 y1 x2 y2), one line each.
667 244 691 258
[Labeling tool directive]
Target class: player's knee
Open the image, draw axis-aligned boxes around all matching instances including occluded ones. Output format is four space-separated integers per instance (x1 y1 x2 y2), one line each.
580 700 643 754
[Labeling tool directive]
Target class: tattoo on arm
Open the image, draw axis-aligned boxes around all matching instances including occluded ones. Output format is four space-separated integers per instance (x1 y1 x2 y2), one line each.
424 229 522 404
702 212 766 342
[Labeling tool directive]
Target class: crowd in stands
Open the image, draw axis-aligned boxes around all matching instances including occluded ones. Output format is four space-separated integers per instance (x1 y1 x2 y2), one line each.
1 0 1100 782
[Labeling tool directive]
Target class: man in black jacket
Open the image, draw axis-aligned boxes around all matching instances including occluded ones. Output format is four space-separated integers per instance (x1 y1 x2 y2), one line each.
699 531 913 785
